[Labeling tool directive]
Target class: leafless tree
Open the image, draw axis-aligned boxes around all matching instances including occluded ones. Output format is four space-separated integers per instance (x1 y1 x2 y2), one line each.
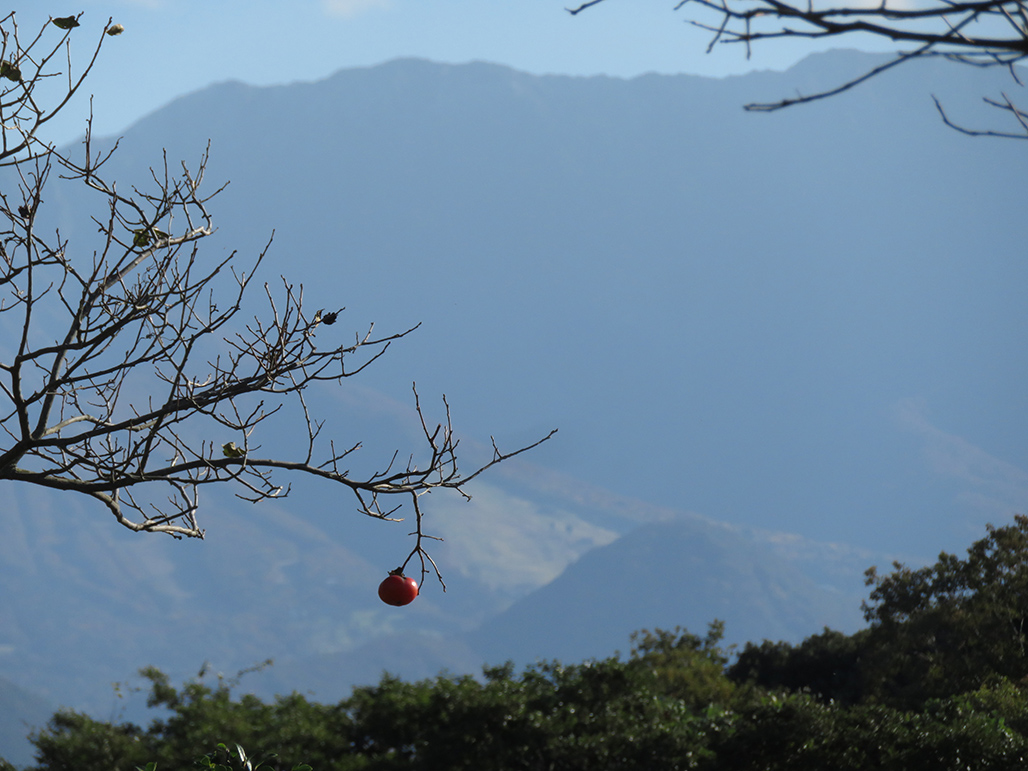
0 12 554 584
568 0 1028 138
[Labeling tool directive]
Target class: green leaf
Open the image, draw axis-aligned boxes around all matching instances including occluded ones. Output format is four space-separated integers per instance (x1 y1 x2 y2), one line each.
222 442 245 458
132 228 168 248
0 60 22 82
51 16 80 30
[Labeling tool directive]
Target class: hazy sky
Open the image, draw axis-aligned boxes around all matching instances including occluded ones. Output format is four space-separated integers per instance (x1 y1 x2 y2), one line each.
8 0 891 145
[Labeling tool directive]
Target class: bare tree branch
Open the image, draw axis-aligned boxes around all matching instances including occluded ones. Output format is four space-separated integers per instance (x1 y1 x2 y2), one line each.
0 13 555 580
933 90 1028 137
567 0 608 13
568 0 1028 137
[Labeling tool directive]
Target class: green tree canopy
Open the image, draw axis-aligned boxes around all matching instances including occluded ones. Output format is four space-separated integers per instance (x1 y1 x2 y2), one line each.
861 514 1028 706
19 517 1028 771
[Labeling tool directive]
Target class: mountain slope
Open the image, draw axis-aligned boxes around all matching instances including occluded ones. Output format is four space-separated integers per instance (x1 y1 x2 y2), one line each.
0 51 1022 723
467 516 867 667
59 51 1028 556
0 675 52 767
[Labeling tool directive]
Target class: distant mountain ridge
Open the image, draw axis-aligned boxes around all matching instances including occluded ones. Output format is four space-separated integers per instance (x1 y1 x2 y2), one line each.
468 515 866 666
2 48 1026 760
79 48 1026 558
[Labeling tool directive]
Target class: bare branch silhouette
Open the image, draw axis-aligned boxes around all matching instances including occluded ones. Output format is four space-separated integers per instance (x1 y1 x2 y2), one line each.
567 0 1028 137
0 13 554 583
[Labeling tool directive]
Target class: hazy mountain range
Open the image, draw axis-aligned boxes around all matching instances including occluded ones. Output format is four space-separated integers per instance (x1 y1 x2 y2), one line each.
1 49 1026 765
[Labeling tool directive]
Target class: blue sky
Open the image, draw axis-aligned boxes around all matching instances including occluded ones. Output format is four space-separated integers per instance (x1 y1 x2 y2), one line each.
9 0 891 145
